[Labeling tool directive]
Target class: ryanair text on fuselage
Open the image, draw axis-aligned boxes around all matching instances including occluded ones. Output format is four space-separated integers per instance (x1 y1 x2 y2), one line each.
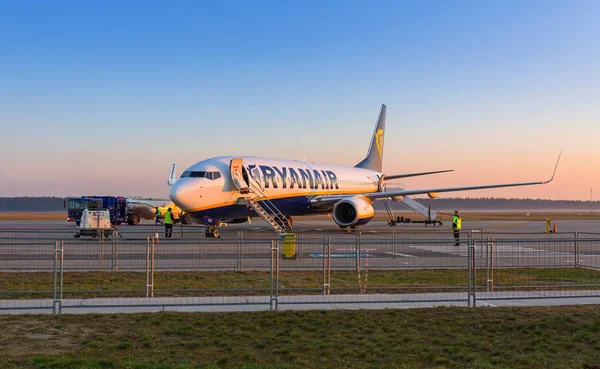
248 164 341 190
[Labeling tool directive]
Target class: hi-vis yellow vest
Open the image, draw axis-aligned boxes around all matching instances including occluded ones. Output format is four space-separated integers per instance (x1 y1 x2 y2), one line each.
164 211 173 225
452 215 462 230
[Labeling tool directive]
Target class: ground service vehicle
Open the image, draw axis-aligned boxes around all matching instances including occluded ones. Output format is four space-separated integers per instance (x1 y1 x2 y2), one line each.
66 196 127 226
66 196 191 226
75 209 113 238
125 198 191 225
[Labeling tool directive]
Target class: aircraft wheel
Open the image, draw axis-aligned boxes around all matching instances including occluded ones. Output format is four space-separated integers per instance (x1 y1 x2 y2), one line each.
182 213 192 225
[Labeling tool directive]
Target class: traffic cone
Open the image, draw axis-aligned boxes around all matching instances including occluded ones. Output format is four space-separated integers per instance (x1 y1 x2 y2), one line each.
155 229 160 243
552 223 557 233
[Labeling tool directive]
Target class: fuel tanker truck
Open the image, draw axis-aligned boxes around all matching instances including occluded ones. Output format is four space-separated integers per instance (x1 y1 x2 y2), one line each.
66 196 192 226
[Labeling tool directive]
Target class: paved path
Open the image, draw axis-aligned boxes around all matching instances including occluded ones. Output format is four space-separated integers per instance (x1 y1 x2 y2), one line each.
2 291 600 314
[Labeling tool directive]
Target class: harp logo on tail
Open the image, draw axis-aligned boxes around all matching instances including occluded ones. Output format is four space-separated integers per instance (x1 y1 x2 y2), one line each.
375 129 384 155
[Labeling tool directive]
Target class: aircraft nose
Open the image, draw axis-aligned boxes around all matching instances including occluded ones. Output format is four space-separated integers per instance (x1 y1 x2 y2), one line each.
169 180 197 212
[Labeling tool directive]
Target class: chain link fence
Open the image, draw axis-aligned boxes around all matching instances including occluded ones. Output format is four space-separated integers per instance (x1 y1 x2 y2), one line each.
1 228 599 313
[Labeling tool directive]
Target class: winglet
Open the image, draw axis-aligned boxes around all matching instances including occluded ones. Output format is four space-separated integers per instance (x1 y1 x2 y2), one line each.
167 161 177 186
543 151 561 184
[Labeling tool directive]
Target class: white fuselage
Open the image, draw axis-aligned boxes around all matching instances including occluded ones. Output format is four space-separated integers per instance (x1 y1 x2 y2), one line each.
169 156 381 219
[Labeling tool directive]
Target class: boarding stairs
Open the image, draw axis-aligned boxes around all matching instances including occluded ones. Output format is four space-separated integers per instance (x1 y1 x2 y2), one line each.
245 185 292 233
397 196 437 222
230 158 292 234
381 182 439 225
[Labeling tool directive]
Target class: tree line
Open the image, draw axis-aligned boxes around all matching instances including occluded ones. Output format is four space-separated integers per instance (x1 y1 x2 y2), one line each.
0 196 597 212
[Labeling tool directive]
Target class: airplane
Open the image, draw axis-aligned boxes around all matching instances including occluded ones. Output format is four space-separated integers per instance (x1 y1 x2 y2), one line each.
168 105 560 237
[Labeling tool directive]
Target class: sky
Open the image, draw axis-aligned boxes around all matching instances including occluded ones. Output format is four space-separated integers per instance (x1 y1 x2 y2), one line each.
0 0 599 200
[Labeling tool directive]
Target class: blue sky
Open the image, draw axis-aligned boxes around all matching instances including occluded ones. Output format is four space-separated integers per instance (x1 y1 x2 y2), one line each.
1 0 599 199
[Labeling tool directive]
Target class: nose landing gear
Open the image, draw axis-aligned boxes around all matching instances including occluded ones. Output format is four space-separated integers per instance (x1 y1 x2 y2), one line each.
205 226 220 238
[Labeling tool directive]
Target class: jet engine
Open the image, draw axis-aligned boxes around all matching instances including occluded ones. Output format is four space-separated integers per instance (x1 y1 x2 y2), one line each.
332 196 375 227
428 192 439 199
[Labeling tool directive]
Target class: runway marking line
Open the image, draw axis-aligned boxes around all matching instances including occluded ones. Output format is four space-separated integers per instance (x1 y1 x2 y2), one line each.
383 252 415 258
310 253 374 258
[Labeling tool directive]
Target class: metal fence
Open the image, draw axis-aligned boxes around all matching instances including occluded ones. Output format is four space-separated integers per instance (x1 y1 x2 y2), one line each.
1 227 599 313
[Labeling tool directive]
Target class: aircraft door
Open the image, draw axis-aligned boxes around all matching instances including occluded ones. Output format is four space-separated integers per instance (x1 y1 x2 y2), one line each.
230 158 250 194
249 166 263 192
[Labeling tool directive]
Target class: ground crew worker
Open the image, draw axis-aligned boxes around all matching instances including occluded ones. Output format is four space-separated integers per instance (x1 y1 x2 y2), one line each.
164 207 174 238
452 210 462 246
155 207 162 225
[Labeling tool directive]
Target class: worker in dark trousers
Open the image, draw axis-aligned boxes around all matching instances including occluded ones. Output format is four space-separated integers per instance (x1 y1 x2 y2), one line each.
164 207 174 239
452 210 462 246
154 207 162 225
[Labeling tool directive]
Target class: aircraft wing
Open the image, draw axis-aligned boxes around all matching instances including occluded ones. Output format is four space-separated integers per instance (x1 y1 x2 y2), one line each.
384 169 453 180
311 153 560 208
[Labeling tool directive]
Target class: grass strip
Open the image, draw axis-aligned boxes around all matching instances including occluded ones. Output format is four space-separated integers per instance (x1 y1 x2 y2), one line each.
1 268 599 299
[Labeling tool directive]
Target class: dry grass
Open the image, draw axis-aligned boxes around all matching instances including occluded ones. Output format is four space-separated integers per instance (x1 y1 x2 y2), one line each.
0 212 64 221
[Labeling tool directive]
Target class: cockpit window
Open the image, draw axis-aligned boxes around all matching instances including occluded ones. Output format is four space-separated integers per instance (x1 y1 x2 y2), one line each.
181 171 206 178
180 170 222 180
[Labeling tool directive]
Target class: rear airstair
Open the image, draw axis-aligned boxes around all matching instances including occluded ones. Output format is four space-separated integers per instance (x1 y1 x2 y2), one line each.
381 182 441 226
230 159 292 233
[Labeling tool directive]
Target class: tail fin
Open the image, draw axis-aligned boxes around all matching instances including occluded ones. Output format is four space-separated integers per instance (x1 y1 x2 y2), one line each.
355 104 386 172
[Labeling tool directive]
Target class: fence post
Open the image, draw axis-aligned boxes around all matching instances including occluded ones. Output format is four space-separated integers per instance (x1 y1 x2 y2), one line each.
468 238 477 307
327 236 331 295
100 229 105 261
355 232 361 273
467 237 471 307
53 241 61 315
485 237 494 293
490 239 494 292
485 237 489 292
471 237 476 307
59 241 64 314
111 229 116 272
237 231 242 272
575 231 580 268
146 236 155 297
270 240 279 311
151 237 155 297
323 237 331 295
391 228 396 260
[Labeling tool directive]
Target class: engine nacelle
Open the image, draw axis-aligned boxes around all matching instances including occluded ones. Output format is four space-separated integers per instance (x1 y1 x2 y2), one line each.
392 195 404 202
333 196 375 227
428 192 439 199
